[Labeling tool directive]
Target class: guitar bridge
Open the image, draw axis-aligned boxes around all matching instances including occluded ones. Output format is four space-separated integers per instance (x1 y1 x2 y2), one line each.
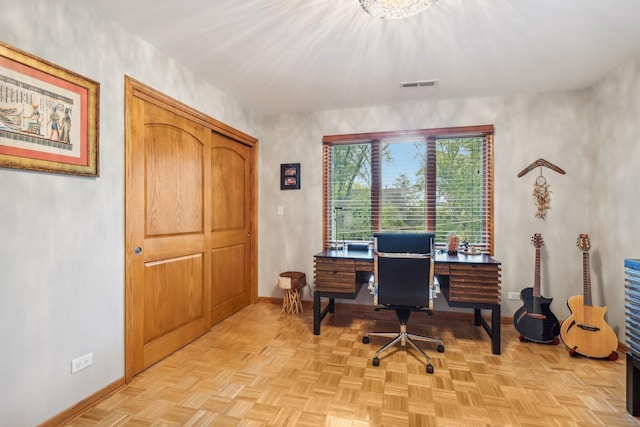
527 312 547 320
577 324 600 332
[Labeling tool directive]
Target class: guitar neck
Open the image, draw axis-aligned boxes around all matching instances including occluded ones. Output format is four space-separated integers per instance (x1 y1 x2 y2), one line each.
533 247 541 297
583 251 592 306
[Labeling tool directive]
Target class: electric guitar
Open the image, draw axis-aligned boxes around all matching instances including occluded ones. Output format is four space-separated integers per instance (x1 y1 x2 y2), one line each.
513 233 560 344
559 234 618 359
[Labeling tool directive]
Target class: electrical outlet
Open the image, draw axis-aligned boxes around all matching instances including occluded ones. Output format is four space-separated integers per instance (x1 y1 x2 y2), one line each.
508 292 520 300
71 352 93 374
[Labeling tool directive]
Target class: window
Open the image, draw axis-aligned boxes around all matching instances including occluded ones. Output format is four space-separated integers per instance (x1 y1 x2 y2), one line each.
323 125 494 253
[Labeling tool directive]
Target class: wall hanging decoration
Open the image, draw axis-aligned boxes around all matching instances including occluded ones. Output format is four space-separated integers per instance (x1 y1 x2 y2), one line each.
280 163 300 190
0 41 100 177
517 158 565 221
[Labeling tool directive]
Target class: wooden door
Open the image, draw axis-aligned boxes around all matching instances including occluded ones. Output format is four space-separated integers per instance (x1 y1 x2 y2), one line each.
125 77 257 380
210 132 254 325
126 93 211 378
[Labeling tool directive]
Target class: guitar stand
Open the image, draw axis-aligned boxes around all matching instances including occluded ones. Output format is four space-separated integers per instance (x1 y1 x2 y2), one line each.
518 333 559 345
568 346 619 361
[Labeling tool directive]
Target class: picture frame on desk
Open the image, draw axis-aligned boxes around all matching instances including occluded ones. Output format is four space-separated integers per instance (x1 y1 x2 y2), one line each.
0 41 100 177
280 163 300 190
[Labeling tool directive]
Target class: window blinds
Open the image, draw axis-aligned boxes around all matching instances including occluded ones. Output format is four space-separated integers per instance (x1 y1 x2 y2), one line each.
323 126 494 253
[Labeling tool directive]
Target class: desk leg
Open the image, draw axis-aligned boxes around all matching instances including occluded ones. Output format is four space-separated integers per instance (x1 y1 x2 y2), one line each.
314 292 321 335
491 304 501 355
473 308 482 326
473 307 501 355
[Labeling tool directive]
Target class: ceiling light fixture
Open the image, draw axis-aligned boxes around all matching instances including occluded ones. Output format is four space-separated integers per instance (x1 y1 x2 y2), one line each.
359 0 438 19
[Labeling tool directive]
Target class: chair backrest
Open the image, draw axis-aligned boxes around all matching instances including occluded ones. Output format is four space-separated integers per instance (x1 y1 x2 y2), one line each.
374 232 435 307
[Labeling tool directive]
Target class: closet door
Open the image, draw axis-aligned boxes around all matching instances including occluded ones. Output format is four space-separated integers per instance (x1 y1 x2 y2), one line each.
125 77 257 380
210 132 255 325
126 92 211 377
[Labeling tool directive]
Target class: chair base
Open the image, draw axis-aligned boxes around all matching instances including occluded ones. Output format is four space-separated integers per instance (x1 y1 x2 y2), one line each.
363 309 444 373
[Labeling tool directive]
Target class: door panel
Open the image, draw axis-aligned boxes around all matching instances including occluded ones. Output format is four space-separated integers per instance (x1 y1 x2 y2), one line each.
212 146 245 230
143 254 204 343
145 125 203 236
127 96 211 376
210 133 253 325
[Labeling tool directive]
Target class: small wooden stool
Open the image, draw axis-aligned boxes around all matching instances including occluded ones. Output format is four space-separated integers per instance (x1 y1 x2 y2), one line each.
278 271 306 314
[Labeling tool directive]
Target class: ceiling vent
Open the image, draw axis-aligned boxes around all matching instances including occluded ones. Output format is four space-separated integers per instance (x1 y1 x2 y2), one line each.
400 79 439 88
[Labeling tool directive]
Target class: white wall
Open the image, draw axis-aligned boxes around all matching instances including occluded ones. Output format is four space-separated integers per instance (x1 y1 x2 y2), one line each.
1 0 639 425
259 93 592 318
589 56 640 341
258 57 640 343
0 1 260 425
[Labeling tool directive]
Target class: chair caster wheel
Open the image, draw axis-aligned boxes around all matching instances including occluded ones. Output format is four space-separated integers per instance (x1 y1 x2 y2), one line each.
372 357 380 367
552 337 560 345
519 333 525 342
426 364 434 374
608 351 619 361
437 344 444 353
362 336 370 344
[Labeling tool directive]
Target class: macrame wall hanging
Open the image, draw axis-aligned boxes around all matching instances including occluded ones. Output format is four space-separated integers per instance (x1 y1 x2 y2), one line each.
517 158 566 221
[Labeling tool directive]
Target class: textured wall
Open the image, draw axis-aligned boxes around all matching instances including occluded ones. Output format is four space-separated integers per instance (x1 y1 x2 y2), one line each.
589 56 640 342
1 0 639 424
259 91 592 319
259 59 640 345
0 0 259 425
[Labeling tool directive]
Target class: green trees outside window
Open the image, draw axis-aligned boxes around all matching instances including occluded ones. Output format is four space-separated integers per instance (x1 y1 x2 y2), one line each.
324 126 493 252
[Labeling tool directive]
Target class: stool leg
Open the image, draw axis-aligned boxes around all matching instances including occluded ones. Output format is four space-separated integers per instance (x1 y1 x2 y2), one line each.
288 290 294 314
282 288 304 315
291 289 299 314
285 290 292 314
286 289 295 314
294 288 303 314
281 289 289 314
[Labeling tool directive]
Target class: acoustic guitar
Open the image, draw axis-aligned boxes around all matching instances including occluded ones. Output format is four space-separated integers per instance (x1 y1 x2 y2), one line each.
559 234 618 359
513 233 560 344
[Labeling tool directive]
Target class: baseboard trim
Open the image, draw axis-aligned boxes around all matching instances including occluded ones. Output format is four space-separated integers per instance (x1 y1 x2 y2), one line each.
257 296 509 323
38 377 126 427
259 298 628 353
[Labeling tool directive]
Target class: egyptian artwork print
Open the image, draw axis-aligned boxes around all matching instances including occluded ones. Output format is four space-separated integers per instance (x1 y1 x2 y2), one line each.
0 42 98 176
1 64 80 159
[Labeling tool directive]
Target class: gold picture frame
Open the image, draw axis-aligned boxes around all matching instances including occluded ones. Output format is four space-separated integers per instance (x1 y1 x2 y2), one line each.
0 41 99 176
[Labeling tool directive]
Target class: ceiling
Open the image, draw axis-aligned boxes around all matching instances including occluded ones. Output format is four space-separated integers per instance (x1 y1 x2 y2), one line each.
86 0 640 116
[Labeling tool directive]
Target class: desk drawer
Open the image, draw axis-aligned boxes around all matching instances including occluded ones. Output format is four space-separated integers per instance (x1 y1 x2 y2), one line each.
315 258 356 293
316 257 355 272
448 264 501 304
434 263 449 275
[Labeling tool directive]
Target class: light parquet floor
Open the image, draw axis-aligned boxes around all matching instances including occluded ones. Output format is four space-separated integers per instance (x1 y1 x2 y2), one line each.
67 302 640 426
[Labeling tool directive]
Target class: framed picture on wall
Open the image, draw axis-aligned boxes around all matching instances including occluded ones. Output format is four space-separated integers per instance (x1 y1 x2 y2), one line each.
0 41 100 177
281 163 300 190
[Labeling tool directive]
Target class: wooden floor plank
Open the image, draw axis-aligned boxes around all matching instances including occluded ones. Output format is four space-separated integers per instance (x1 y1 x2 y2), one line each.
65 302 639 426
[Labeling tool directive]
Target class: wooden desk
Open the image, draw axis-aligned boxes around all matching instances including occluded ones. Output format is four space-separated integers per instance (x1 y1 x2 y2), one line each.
313 249 502 354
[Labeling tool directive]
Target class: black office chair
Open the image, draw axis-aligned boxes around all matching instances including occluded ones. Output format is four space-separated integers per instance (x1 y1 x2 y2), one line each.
362 232 444 374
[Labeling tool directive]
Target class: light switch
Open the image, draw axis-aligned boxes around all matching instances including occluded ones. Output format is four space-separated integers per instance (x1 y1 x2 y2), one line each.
277 205 284 216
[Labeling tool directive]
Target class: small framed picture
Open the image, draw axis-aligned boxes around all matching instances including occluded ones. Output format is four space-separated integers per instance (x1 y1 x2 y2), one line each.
280 163 300 190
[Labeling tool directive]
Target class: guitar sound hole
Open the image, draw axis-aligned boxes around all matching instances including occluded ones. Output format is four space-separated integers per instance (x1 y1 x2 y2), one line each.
577 324 600 332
